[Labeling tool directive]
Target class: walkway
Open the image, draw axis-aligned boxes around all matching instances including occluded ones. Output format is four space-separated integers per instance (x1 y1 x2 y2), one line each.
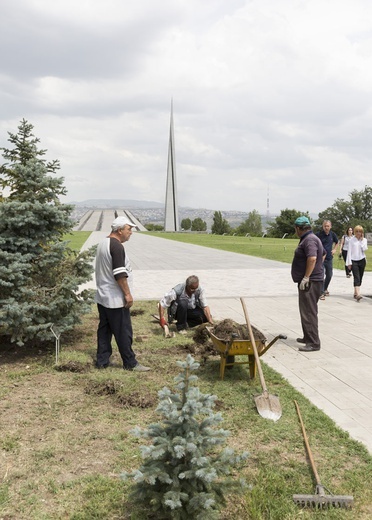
80 228 372 454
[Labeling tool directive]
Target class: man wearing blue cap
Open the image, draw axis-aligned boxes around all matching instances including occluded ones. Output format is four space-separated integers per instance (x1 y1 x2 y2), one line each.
291 216 326 352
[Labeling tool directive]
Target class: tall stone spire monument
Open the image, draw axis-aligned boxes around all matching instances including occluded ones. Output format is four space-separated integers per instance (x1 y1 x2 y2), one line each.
164 100 179 231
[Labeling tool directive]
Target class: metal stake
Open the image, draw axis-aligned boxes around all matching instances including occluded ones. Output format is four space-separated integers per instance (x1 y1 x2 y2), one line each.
50 325 61 364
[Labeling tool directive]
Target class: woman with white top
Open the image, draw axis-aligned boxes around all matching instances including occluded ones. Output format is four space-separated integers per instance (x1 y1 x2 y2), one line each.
339 226 353 277
346 225 368 301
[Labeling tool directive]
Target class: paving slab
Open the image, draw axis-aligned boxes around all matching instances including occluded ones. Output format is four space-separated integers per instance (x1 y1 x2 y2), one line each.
80 226 372 454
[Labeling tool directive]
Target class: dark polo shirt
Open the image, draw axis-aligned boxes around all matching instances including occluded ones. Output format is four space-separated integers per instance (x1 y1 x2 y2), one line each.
291 231 325 283
316 229 338 261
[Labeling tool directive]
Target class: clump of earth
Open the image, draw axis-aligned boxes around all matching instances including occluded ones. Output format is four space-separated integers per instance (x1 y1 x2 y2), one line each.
192 319 266 345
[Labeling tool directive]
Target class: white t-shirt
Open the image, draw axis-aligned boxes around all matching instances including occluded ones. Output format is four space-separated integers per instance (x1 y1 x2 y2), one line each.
95 237 133 308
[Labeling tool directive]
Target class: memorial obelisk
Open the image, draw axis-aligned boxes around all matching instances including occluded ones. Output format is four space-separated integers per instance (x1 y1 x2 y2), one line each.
164 101 179 231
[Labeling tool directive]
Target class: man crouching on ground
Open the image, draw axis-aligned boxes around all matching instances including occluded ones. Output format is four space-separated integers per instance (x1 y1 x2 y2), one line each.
158 275 213 335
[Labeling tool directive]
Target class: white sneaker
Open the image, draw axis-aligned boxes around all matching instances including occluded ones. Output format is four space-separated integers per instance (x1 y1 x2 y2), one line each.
132 364 151 372
178 329 188 335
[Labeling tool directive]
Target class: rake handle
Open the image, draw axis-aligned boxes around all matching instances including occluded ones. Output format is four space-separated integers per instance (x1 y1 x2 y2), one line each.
240 297 268 393
294 400 322 486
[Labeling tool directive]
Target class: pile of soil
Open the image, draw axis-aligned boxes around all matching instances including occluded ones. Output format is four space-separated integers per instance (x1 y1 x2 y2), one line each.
213 319 266 343
85 379 156 408
192 319 266 345
55 361 90 373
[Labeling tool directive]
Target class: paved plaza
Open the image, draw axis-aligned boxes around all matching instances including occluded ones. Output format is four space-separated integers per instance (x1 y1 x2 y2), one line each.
80 227 372 454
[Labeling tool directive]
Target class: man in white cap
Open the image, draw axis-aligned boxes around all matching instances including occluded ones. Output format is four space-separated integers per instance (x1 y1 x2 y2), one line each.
95 216 150 371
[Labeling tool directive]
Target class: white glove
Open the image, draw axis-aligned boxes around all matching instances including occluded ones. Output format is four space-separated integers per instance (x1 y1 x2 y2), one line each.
299 276 310 291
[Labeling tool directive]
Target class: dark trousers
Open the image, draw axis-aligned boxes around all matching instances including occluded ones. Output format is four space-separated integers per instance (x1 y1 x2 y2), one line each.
298 281 323 349
97 304 137 369
175 300 207 331
352 258 366 287
323 258 333 292
342 249 352 276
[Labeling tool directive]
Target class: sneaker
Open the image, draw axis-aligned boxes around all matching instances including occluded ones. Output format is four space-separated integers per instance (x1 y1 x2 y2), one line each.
356 295 363 302
347 274 352 278
296 338 306 344
127 364 151 372
319 294 326 300
324 291 330 296
178 329 188 335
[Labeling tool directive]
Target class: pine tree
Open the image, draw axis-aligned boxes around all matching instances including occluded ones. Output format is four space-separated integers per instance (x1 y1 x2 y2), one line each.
0 119 95 345
123 355 248 519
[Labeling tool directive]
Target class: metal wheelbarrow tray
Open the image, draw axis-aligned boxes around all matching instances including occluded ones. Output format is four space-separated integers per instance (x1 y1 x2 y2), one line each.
206 326 286 380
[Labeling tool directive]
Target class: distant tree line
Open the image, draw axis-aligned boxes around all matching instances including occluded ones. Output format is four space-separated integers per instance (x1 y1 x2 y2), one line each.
147 185 372 235
174 186 372 238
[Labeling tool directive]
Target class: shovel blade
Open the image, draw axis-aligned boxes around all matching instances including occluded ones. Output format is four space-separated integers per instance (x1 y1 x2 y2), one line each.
254 393 282 422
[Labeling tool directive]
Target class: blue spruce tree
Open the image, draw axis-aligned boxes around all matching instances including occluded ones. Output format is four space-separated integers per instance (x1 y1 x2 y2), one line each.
0 119 95 345
123 355 248 519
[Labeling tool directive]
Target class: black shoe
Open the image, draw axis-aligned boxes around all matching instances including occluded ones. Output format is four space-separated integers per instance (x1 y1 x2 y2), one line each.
298 345 320 352
296 338 306 344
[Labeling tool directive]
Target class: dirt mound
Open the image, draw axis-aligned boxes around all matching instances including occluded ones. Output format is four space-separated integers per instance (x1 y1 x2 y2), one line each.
193 319 266 344
55 361 90 373
131 308 145 317
85 379 156 408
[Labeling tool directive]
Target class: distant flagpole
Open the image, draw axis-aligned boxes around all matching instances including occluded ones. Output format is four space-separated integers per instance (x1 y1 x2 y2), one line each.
164 100 179 231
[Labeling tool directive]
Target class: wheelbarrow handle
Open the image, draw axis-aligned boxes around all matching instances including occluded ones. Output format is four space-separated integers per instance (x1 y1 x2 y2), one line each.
259 334 287 356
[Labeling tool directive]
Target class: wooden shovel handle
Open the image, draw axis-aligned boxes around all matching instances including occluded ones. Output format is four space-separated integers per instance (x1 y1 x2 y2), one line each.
240 297 268 394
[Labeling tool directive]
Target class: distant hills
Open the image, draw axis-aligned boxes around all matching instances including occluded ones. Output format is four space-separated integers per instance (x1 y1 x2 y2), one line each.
71 199 164 209
69 199 276 229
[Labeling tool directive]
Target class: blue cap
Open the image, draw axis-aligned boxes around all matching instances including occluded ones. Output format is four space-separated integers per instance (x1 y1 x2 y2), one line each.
294 216 310 226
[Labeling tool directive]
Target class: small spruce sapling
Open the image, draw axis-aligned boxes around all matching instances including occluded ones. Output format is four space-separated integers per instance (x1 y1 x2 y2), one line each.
122 355 248 519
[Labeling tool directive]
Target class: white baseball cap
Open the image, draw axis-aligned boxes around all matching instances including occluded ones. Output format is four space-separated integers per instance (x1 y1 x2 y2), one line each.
111 216 137 230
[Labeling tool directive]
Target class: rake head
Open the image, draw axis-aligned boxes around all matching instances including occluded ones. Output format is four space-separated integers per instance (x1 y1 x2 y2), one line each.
293 485 354 509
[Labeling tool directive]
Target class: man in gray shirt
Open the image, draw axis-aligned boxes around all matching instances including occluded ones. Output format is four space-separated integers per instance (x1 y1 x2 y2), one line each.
95 216 150 371
157 275 213 335
291 216 325 352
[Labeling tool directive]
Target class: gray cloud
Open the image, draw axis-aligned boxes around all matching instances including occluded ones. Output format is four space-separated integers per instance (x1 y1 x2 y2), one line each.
1 0 372 215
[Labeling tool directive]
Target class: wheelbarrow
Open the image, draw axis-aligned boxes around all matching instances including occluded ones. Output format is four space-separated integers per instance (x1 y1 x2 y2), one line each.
206 326 287 380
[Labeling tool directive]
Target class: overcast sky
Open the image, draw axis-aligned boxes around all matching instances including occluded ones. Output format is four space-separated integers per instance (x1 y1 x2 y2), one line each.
1 0 372 215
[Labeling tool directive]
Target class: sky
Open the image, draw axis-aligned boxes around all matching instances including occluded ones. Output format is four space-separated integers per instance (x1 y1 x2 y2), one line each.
1 0 372 216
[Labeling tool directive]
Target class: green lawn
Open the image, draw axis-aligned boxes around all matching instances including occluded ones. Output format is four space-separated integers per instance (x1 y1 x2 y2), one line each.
2 303 371 519
2 231 372 518
146 232 372 271
63 231 92 251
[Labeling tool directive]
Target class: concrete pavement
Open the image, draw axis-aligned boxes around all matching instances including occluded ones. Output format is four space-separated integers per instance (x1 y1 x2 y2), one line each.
80 229 372 454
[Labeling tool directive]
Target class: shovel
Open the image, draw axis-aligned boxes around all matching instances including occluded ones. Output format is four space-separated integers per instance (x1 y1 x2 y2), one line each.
240 297 282 422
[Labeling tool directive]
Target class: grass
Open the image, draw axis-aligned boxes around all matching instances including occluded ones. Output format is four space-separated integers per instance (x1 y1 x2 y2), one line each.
63 231 92 251
61 230 372 271
146 232 372 271
1 302 372 519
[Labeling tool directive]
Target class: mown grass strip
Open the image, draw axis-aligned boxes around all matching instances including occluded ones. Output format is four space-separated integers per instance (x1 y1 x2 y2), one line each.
146 232 372 271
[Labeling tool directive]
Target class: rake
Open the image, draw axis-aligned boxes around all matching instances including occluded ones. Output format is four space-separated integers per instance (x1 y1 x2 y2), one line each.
293 400 354 509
